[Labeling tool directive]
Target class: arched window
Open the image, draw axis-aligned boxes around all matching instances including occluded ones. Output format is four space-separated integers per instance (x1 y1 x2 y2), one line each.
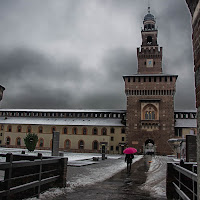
79 140 84 149
147 36 152 44
63 127 67 134
51 127 56 133
16 137 21 146
65 139 71 149
102 128 107 135
93 141 98 150
39 138 44 147
93 128 98 135
17 125 21 132
73 127 77 134
6 137 10 145
27 126 31 133
82 127 87 135
7 125 12 132
38 126 43 133
110 128 115 134
143 104 157 120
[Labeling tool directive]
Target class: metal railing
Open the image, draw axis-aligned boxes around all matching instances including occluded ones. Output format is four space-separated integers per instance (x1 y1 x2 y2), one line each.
172 163 197 200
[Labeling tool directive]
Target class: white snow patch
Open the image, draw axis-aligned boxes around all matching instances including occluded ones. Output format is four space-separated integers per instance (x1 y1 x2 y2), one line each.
140 156 172 198
27 155 142 200
67 155 142 190
0 147 142 200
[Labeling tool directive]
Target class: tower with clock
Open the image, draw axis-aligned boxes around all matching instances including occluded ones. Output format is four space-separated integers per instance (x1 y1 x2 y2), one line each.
137 6 162 74
123 7 178 155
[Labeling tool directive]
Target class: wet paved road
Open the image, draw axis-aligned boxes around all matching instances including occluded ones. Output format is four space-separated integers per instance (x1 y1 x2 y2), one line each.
54 156 166 200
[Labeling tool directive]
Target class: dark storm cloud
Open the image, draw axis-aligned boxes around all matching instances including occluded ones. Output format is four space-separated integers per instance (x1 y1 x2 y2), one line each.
0 0 196 110
0 47 94 108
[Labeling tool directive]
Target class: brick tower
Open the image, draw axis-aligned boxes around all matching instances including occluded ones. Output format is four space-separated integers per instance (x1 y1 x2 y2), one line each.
123 7 178 155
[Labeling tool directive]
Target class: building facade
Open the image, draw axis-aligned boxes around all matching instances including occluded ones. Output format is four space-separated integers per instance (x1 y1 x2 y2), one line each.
185 0 200 197
0 109 126 154
0 8 197 155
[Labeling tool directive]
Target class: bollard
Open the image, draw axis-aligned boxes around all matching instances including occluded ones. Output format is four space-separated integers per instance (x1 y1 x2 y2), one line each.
59 152 64 157
21 151 25 154
102 153 105 160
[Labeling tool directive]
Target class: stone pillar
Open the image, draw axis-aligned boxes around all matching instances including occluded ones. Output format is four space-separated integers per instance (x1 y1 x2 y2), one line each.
52 131 60 156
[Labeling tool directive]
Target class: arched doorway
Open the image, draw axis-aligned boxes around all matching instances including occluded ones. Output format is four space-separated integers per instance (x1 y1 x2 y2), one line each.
144 139 155 155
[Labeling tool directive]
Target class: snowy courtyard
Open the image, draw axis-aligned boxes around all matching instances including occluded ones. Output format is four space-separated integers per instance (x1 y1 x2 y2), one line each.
0 148 173 199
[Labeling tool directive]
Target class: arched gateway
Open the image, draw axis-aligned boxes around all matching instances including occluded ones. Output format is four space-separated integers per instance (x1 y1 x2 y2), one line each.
123 6 178 155
144 139 156 155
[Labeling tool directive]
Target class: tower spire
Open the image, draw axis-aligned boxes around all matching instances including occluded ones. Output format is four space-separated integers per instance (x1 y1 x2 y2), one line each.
148 0 150 14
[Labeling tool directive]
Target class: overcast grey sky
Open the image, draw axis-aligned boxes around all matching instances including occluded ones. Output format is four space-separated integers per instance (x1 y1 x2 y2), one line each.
0 0 196 110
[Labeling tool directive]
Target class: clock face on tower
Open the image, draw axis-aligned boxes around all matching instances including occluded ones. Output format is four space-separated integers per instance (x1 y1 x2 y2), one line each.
146 59 153 68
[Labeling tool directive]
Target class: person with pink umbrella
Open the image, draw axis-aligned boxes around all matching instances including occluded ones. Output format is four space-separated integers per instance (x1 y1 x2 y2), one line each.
123 147 137 173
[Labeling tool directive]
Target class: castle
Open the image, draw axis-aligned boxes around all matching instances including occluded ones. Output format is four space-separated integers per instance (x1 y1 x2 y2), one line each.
0 7 197 155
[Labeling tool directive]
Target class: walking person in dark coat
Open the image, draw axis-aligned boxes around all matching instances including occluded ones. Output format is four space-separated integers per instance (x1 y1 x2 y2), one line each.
125 154 134 173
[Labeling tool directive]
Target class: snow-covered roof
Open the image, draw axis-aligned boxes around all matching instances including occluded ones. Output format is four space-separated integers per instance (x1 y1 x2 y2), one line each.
0 109 126 113
174 109 197 113
0 117 125 127
175 119 197 128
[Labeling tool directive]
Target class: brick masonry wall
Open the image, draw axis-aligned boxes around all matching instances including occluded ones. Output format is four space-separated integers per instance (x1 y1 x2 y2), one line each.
126 95 175 155
125 76 176 155
185 0 200 198
137 47 163 74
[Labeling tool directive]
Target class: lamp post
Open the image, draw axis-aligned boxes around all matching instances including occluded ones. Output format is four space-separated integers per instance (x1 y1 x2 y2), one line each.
0 85 5 102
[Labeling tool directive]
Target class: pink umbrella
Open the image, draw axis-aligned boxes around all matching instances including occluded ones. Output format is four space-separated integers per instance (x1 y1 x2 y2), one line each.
123 147 137 154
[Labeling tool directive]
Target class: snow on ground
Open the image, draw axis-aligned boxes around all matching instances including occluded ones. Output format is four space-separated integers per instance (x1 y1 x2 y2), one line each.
0 147 113 161
140 156 173 199
0 147 142 200
30 155 142 200
66 155 142 190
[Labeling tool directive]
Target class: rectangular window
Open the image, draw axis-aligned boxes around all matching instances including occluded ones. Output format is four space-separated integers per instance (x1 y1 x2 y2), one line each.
165 77 168 82
116 146 119 151
154 77 157 82
122 137 125 141
149 77 151 82
111 137 114 141
170 76 173 82
133 77 135 82
110 146 113 151
138 77 140 82
160 77 162 82
128 78 130 82
110 128 115 133
121 128 125 134
175 128 182 137
0 140 1 144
